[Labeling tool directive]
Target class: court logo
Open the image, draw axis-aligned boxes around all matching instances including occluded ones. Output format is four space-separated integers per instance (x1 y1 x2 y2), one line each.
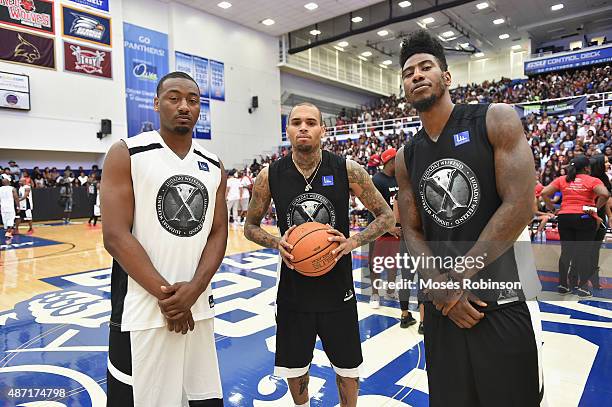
287 193 336 227
418 158 480 228
156 174 208 237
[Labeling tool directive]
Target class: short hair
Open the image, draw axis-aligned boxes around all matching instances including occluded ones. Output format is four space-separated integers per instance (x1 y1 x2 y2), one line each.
399 30 448 72
288 102 323 124
156 71 200 96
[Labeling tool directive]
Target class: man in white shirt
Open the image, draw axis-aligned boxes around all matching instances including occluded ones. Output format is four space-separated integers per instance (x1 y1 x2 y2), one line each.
0 178 18 238
16 178 34 234
226 170 242 226
239 171 252 225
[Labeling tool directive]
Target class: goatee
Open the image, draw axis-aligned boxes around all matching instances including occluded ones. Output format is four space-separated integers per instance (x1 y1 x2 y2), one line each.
174 126 192 135
296 144 315 153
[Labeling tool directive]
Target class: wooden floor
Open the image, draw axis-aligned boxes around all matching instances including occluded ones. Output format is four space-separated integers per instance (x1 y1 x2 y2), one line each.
0 220 278 312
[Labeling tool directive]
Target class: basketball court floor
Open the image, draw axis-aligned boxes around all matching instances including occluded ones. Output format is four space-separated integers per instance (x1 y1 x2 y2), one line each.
0 221 610 406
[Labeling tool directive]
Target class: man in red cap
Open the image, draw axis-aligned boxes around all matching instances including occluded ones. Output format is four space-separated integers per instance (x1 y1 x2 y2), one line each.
368 148 418 327
367 153 381 175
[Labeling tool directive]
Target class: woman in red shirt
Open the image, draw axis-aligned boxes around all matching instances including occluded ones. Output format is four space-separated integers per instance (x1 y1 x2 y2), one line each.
541 155 609 298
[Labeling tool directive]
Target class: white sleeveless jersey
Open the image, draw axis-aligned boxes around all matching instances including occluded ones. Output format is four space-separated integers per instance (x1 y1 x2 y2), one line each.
111 131 222 332
0 185 15 212
18 185 33 210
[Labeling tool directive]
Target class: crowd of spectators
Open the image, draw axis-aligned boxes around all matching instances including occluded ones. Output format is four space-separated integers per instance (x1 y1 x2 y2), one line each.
0 162 101 189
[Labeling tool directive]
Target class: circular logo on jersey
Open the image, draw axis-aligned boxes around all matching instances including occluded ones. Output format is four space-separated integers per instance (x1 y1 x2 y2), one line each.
156 175 209 237
287 193 336 227
418 159 480 229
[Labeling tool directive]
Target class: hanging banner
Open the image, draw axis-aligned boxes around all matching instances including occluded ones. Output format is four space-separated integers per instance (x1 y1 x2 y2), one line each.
175 51 210 98
0 26 55 69
524 45 612 75
62 5 111 47
123 23 169 137
193 56 209 99
66 0 109 13
63 40 112 78
194 98 211 139
209 59 224 101
0 0 54 35
514 96 587 118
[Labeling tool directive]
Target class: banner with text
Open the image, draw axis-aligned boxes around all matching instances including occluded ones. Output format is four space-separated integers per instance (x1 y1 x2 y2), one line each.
0 0 54 34
64 40 112 79
123 23 168 137
175 51 209 98
67 0 109 13
194 98 211 139
514 96 587 118
209 59 225 101
62 5 112 47
524 45 612 75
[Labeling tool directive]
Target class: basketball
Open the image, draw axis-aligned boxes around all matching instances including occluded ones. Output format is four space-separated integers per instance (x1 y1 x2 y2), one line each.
287 222 339 277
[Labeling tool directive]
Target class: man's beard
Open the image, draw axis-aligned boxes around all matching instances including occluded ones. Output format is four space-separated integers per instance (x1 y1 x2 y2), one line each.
411 77 446 112
296 144 315 153
173 125 192 135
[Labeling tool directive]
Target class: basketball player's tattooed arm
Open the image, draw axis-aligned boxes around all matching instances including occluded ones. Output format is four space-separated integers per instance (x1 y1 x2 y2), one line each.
101 141 194 334
158 162 229 323
460 103 536 280
243 167 296 268
328 159 394 260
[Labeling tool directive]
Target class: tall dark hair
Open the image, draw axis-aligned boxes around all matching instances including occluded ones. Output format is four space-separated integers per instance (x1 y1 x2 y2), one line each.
399 30 448 71
566 155 590 183
590 154 612 191
156 71 199 96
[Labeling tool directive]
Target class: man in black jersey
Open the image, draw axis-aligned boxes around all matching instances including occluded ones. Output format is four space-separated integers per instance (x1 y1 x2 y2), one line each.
244 102 394 407
368 148 417 328
395 31 545 406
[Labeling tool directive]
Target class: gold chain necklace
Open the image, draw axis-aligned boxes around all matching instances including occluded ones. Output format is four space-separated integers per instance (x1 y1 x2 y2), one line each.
292 151 322 191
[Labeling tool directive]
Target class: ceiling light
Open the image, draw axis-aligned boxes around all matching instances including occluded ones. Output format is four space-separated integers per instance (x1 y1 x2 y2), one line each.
382 60 393 65
476 2 489 9
338 41 349 47
493 18 505 25
358 56 368 61
511 44 522 50
379 64 388 69
261 18 275 26
351 16 363 23
441 30 455 38
333 46 345 52
304 2 318 11
422 17 435 24
377 30 389 36
217 1 231 9
361 51 372 57
474 52 485 57
459 42 470 48
398 1 411 7
498 33 510 39
551 3 564 11
309 29 321 35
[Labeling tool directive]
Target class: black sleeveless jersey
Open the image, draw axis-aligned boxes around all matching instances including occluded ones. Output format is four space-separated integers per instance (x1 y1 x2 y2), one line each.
367 171 398 236
269 150 356 312
404 104 539 304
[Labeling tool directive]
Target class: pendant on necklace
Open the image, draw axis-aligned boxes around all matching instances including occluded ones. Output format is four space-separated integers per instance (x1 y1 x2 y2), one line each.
305 184 312 191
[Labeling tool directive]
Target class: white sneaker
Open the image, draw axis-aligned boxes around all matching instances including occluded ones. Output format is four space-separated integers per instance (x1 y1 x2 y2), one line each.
369 294 380 309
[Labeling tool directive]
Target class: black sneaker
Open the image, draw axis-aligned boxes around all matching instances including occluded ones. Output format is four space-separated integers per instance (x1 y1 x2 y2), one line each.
558 285 571 295
400 313 417 328
418 321 424 335
575 287 593 298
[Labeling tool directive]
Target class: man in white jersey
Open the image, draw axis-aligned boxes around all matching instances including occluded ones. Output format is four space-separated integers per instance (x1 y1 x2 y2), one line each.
102 72 227 407
226 170 241 226
0 178 18 238
15 178 34 234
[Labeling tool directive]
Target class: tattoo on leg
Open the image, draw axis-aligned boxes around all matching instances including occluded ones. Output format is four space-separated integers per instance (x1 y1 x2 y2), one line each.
298 372 309 395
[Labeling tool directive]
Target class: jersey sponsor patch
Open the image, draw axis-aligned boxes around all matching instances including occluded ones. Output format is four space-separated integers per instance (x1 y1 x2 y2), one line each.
453 130 470 147
322 175 334 186
156 174 209 237
198 161 209 172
